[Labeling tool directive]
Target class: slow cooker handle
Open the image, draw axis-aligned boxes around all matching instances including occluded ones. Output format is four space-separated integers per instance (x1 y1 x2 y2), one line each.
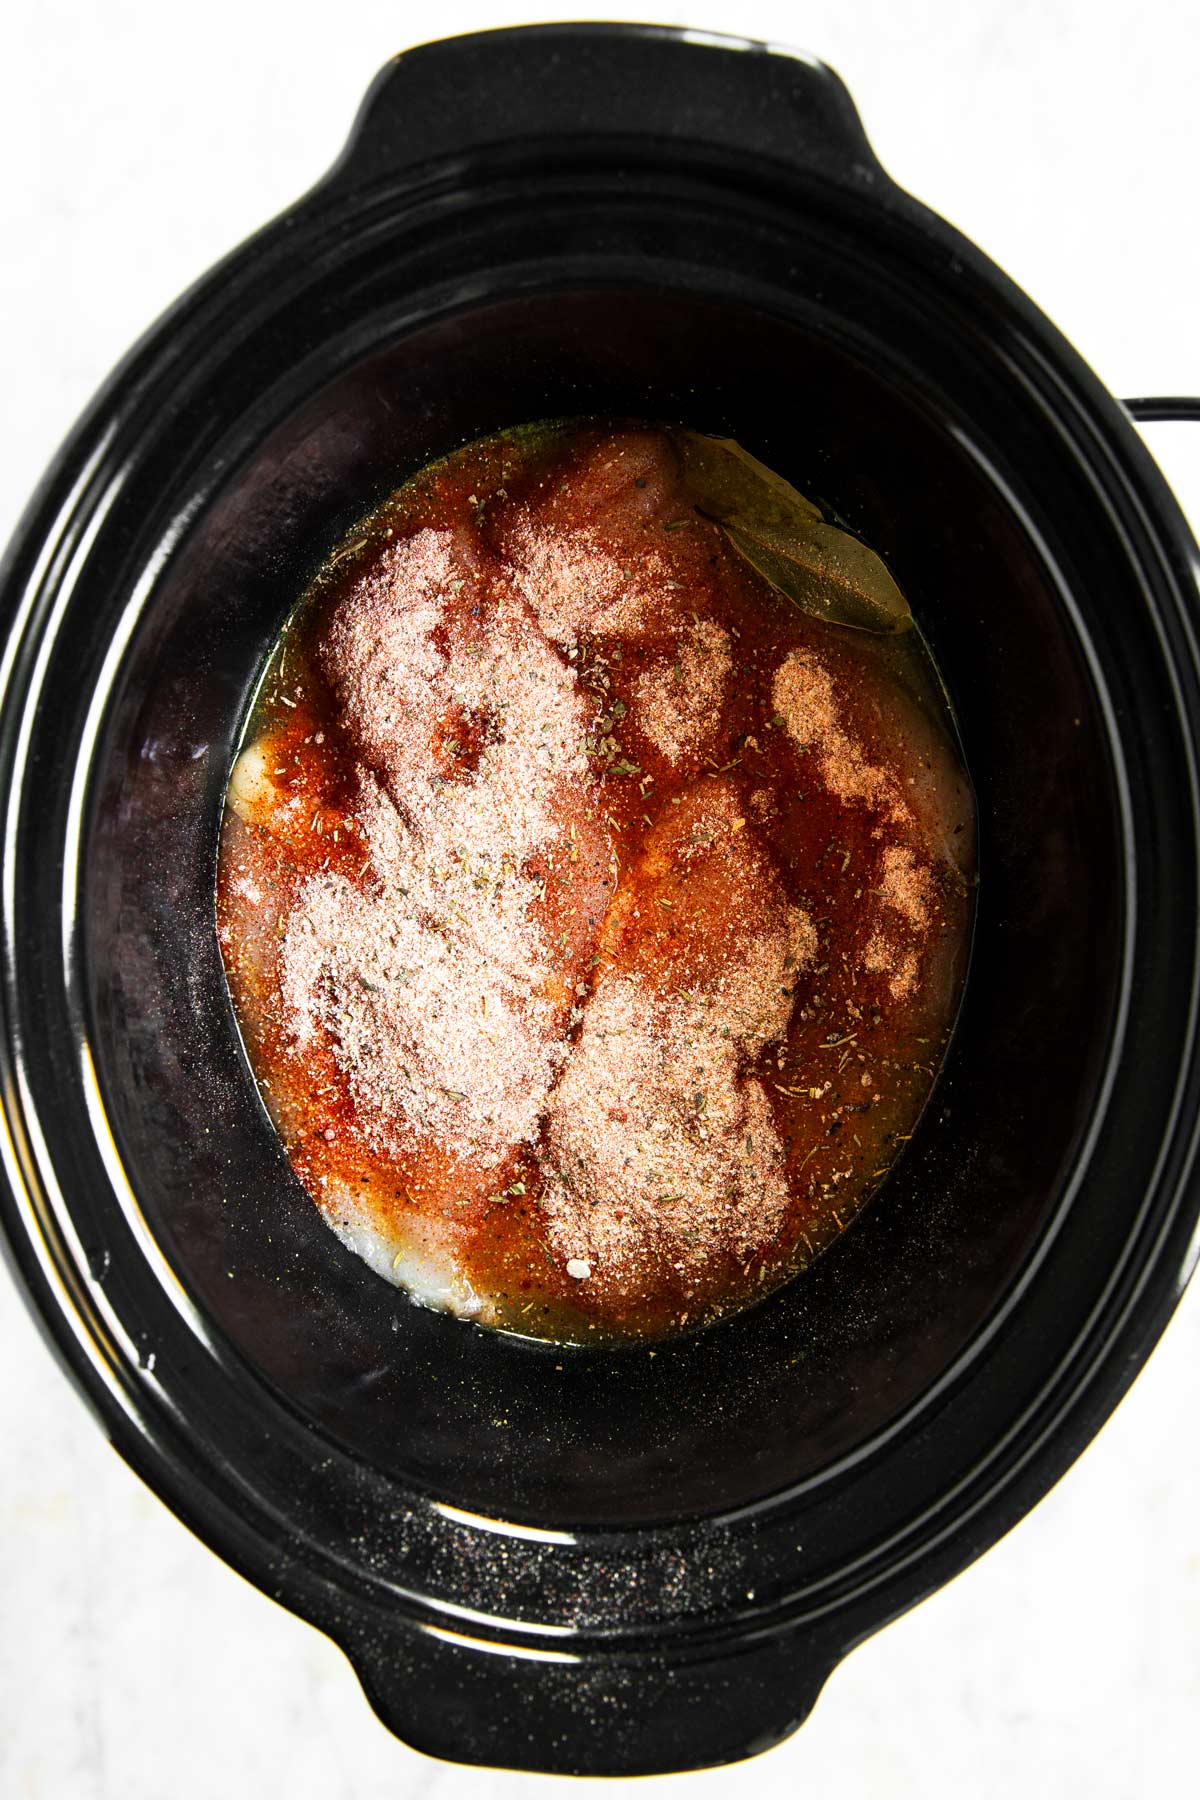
342 1612 839 1777
324 23 885 196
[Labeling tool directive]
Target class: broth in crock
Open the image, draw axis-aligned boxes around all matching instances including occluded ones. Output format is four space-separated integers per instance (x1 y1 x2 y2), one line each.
217 420 975 1342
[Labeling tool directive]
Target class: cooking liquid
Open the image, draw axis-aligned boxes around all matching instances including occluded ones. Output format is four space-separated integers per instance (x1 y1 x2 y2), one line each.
217 420 975 1343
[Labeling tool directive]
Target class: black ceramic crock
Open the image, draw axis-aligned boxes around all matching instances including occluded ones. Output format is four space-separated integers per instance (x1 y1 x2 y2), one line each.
3 22 1200 1777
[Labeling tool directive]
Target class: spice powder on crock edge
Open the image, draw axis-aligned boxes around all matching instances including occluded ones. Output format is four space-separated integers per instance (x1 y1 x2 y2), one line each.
217 419 976 1343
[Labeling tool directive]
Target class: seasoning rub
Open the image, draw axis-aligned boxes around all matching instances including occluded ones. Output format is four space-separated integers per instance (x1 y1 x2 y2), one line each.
217 420 976 1343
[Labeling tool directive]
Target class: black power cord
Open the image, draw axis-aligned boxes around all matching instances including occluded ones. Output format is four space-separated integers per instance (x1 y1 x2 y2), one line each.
1123 397 1200 423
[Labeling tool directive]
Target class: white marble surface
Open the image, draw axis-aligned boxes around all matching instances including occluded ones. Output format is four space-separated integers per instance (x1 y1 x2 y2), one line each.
3 2 1200 1794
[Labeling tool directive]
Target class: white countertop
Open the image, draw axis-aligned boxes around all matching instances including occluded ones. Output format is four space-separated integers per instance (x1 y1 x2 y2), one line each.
3 3 1200 1795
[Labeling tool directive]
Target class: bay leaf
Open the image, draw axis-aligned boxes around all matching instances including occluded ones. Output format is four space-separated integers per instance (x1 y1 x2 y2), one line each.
671 431 913 635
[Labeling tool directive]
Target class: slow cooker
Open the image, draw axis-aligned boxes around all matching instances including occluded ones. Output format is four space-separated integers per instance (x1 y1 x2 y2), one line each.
2 23 1199 1775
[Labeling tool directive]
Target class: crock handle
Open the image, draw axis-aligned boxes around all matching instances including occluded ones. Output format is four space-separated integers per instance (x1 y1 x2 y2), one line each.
324 23 884 195
1123 397 1200 423
342 1617 838 1776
